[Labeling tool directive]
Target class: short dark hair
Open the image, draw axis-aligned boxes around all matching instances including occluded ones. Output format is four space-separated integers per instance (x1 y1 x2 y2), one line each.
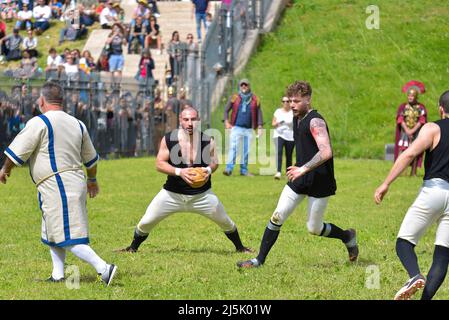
440 90 449 113
41 82 64 106
287 81 312 97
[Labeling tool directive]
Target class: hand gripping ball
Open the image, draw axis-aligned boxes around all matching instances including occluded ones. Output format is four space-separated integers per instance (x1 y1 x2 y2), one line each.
189 167 209 188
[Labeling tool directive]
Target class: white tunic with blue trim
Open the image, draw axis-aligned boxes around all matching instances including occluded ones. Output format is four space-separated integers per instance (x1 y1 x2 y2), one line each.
4 110 99 247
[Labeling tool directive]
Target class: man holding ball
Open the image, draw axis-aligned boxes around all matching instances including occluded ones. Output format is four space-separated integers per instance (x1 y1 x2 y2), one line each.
120 107 252 254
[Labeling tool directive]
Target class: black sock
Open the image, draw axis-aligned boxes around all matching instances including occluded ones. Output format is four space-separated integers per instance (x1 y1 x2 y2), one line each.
421 245 449 300
225 228 244 250
320 223 350 243
396 238 420 278
256 221 281 265
129 229 149 251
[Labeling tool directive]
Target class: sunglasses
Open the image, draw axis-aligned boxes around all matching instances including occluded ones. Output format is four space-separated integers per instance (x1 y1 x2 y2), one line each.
240 83 248 87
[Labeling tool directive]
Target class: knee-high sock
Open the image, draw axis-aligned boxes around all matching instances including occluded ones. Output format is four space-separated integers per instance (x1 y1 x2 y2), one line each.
68 244 108 275
225 228 244 250
50 246 66 280
256 221 281 265
396 238 420 278
421 245 449 300
320 223 350 243
129 228 149 251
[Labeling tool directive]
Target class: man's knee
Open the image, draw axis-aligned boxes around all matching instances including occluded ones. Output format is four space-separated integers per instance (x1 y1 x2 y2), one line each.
307 221 323 236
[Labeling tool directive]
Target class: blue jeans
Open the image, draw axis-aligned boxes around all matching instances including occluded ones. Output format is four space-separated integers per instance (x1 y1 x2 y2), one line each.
195 12 207 41
226 126 253 175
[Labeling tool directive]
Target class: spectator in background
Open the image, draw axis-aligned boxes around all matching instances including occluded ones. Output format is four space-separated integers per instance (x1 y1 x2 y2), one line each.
191 0 209 44
78 3 96 26
15 2 33 30
61 54 79 81
128 15 146 54
1 28 23 61
71 48 81 64
106 23 126 88
144 15 162 54
205 12 213 35
22 28 38 57
135 48 154 83
17 0 32 11
185 33 198 89
79 50 96 74
133 0 151 20
10 49 40 79
99 0 118 29
50 0 63 19
167 31 183 82
59 8 88 45
178 87 193 109
272 96 294 180
45 47 62 80
164 86 180 132
1 0 17 22
394 86 427 176
223 78 263 177
33 0 52 35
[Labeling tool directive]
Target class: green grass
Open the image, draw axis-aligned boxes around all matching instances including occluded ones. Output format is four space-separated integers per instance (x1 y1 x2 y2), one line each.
212 0 449 159
0 157 446 300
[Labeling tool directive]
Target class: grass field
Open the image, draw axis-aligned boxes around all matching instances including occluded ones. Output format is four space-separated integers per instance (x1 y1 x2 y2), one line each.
0 157 445 300
211 0 449 159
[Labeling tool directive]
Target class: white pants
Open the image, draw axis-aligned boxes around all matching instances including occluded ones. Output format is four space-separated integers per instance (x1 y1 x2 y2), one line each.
270 185 330 235
398 179 449 248
137 189 236 234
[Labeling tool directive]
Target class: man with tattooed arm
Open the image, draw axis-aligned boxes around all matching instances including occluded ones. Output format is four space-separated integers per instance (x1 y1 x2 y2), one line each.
237 81 359 268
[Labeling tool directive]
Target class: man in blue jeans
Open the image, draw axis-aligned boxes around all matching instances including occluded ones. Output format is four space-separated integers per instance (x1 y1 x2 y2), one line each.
223 79 263 176
191 0 209 43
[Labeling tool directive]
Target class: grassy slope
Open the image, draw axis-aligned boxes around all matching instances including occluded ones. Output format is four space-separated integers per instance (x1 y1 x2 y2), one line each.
0 157 445 300
212 0 449 158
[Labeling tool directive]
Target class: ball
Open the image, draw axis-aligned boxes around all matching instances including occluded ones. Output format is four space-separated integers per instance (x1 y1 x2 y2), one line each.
188 167 209 188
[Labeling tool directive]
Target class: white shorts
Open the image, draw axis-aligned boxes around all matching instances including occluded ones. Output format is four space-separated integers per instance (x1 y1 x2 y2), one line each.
270 185 330 235
398 179 449 248
137 189 236 234
38 170 89 247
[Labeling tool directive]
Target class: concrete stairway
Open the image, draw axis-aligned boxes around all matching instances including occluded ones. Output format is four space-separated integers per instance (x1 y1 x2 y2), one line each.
82 0 219 93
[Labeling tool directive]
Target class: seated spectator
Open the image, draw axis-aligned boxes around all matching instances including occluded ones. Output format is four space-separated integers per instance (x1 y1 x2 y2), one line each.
22 28 38 57
60 54 79 81
133 0 150 20
78 3 96 26
58 8 88 45
95 0 106 18
59 0 73 19
0 28 23 61
79 50 96 74
100 0 118 29
50 0 62 19
15 2 33 30
45 47 63 79
135 48 154 83
97 48 109 72
9 50 41 79
128 16 146 54
145 15 162 54
17 0 33 11
33 0 52 35
147 0 159 18
1 0 17 22
71 48 80 64
205 12 212 35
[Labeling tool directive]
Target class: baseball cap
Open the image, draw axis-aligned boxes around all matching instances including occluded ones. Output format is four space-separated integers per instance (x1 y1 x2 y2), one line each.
239 78 250 86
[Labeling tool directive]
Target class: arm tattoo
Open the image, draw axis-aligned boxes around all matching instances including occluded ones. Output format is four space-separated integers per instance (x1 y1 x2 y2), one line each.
304 152 323 169
310 118 327 137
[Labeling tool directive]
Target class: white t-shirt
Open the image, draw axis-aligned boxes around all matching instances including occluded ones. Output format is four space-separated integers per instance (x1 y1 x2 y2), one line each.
18 10 33 20
47 54 63 68
100 7 117 25
33 5 52 22
63 63 79 77
273 108 294 141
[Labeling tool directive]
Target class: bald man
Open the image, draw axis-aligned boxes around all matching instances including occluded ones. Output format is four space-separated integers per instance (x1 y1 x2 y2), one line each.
120 107 252 254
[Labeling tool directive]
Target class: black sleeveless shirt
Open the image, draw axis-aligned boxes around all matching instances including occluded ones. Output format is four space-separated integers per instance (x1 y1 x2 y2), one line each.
163 130 212 195
424 119 449 183
287 110 337 197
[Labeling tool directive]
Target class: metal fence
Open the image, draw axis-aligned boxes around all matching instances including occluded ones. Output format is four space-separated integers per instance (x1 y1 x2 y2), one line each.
0 73 188 166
